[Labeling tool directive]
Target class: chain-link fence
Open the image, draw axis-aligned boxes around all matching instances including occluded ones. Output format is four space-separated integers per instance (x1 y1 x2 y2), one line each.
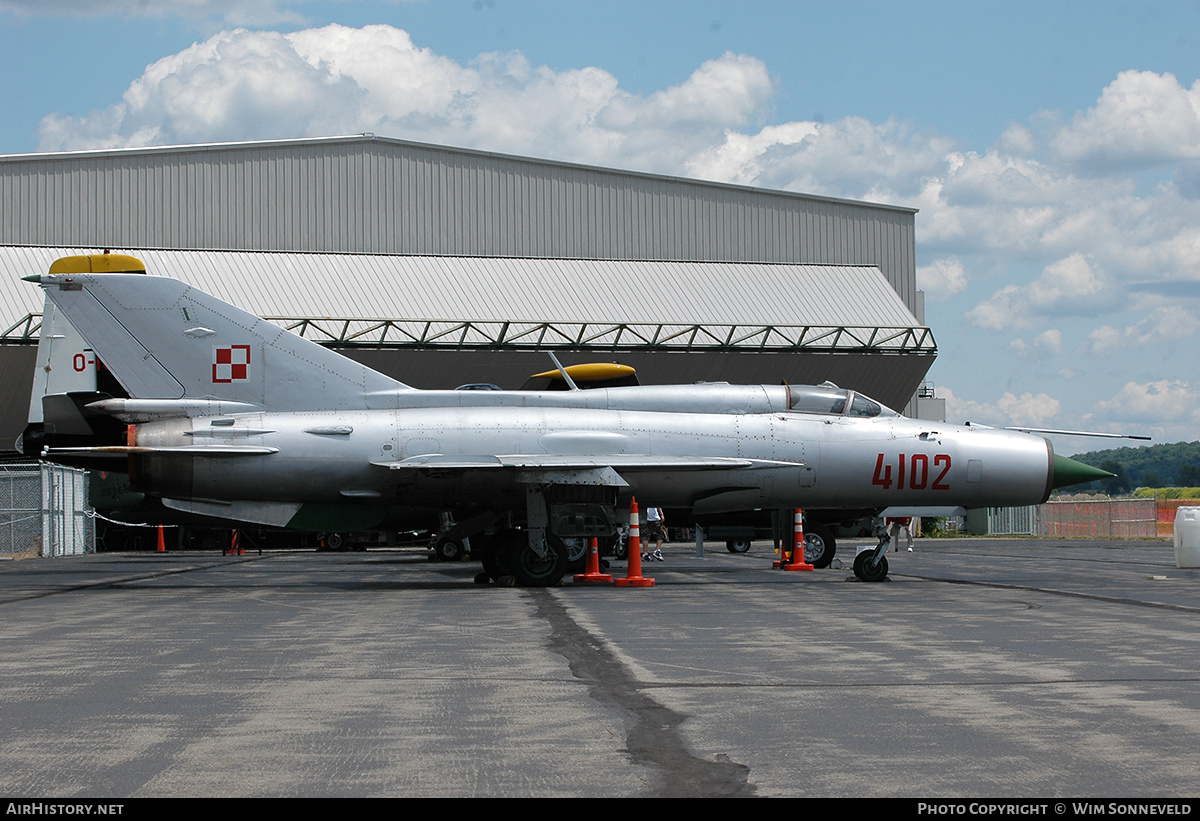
1036 497 1158 539
41 463 93 556
945 498 1160 539
0 463 94 557
965 505 1038 536
0 465 42 557
1153 499 1200 538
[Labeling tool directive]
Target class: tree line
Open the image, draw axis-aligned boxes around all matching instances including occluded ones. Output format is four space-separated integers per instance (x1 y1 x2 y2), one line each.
1069 440 1200 495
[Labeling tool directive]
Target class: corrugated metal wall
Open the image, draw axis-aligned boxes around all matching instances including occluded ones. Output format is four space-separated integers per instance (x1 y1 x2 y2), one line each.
0 136 918 311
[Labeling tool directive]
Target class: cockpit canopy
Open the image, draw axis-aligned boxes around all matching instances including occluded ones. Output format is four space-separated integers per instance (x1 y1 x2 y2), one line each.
786 385 896 418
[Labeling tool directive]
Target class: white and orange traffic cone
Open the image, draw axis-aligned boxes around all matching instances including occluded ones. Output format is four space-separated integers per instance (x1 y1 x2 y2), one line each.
573 536 614 584
783 508 814 571
615 497 655 588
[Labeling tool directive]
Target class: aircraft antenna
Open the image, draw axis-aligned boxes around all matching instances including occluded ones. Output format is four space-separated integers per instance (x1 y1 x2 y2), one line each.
546 352 580 391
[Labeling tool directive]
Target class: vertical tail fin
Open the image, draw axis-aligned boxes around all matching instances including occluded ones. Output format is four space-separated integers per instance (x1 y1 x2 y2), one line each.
37 264 408 412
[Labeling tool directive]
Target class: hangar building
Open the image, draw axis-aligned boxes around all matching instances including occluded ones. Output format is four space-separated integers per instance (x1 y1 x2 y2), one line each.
0 134 934 450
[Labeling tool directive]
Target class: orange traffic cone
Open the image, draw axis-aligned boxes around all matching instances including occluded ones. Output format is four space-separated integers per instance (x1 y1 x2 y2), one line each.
783 508 815 571
573 536 614 584
615 497 655 588
224 529 244 556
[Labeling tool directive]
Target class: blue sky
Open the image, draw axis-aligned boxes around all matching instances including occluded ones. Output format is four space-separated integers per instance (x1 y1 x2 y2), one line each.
3 0 1200 450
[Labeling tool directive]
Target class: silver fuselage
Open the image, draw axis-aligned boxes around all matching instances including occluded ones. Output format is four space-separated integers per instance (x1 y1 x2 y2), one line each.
130 402 1053 515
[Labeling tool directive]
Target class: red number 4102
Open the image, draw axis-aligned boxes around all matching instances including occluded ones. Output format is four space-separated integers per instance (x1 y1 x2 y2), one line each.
872 453 951 490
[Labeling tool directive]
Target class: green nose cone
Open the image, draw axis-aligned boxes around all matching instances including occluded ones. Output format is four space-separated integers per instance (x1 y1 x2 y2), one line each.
1052 454 1115 490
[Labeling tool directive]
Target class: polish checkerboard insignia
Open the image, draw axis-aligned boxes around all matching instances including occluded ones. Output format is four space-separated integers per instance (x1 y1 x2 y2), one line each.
212 344 251 383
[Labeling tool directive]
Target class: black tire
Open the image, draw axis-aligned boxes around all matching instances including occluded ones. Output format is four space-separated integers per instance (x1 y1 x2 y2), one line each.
508 534 568 587
853 551 889 582
326 532 346 552
596 533 617 559
726 539 752 554
802 523 836 569
478 533 514 581
434 537 467 562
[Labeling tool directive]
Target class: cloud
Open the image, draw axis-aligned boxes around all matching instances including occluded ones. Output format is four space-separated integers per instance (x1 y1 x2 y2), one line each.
916 257 968 300
1046 70 1200 171
687 115 954 201
1093 380 1200 423
1009 329 1063 361
995 392 1062 427
36 26 775 176
681 73 1200 309
965 254 1117 330
42 28 362 148
1080 306 1200 356
940 386 1061 427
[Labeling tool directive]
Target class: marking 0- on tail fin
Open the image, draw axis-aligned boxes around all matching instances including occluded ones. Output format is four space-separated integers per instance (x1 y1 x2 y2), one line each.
39 271 410 412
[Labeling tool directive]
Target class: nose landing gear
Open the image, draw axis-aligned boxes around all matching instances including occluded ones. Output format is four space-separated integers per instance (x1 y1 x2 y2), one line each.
852 532 891 582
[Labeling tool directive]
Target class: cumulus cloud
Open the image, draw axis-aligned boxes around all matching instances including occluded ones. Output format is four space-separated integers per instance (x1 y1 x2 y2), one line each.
37 26 775 175
995 392 1062 427
965 254 1117 330
940 386 1061 427
1080 306 1200 356
917 257 968 300
1046 70 1200 171
680 72 1200 311
1009 329 1063 361
687 115 954 201
1093 380 1200 423
41 28 363 147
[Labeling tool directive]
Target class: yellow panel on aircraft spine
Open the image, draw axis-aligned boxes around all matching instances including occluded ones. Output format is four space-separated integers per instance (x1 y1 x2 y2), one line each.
49 253 147 274
528 363 637 381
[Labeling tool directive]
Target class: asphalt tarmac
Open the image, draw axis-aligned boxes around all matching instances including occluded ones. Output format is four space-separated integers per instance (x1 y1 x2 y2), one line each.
1 536 1198 798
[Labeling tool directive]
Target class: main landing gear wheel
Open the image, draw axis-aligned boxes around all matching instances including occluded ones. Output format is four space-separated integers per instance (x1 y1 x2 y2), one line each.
803 523 837 569
508 534 569 587
853 551 889 582
726 539 752 554
318 532 346 552
613 532 629 560
564 537 589 572
479 533 515 581
434 537 467 562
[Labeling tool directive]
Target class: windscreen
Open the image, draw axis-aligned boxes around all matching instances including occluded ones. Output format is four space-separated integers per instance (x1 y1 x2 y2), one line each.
848 393 883 417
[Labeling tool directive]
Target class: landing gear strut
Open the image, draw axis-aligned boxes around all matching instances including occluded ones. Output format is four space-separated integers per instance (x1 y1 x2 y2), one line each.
467 482 619 587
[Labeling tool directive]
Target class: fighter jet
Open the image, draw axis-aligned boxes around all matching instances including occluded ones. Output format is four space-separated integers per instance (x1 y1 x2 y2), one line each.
21 254 1117 584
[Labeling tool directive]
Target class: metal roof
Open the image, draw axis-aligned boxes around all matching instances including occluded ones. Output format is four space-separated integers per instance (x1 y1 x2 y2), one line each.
0 246 933 354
